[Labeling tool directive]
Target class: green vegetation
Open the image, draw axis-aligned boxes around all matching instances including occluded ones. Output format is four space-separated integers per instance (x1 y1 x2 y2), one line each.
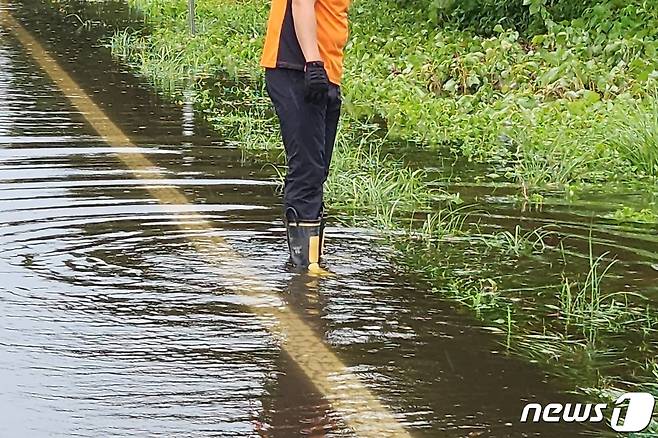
346 0 658 196
557 240 647 345
608 98 658 178
400 232 658 433
611 206 658 223
109 0 658 195
486 225 550 256
325 127 436 227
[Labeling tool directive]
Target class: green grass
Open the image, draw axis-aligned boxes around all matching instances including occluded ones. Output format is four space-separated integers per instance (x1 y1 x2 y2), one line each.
557 243 649 345
325 127 438 227
412 207 469 241
611 206 658 223
608 97 658 179
342 0 658 193
449 278 501 317
485 225 551 257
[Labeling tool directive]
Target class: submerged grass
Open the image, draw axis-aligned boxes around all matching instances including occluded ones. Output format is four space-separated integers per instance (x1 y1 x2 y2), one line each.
555 244 650 346
398 228 658 428
485 225 551 257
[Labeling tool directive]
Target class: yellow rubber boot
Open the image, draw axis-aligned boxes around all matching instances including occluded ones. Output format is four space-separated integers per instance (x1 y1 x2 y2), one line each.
285 208 323 270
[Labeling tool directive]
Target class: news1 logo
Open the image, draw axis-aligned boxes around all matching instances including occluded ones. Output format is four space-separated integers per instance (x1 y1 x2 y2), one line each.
520 392 656 432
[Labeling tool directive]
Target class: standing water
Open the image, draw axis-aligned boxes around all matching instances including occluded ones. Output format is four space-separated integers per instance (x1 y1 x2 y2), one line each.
0 0 629 437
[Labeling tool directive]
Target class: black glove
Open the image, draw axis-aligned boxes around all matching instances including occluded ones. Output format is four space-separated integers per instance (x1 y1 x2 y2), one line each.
304 61 329 104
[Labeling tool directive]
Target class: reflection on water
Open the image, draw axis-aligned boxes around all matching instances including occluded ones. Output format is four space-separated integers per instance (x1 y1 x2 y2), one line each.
183 90 195 138
0 0 615 437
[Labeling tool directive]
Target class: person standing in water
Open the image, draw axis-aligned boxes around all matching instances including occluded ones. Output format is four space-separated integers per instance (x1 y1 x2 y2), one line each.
261 0 351 269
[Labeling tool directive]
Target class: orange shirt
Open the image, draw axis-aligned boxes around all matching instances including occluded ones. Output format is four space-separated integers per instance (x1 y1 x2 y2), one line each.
261 0 350 85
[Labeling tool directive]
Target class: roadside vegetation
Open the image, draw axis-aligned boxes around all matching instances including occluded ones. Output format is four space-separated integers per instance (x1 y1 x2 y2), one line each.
57 0 658 432
109 0 658 197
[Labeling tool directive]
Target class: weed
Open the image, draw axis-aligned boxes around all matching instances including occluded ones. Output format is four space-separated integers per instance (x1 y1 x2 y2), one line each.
487 225 551 257
611 206 658 223
608 98 658 179
325 128 436 226
556 238 652 345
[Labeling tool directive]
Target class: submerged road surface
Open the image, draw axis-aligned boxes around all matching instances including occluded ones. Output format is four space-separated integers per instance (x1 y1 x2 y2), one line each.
0 1 601 437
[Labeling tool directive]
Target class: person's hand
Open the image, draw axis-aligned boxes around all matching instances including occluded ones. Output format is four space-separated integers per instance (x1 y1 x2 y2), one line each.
304 61 329 104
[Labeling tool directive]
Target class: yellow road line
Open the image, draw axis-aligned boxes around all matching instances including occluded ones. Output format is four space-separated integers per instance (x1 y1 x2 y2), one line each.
0 7 413 437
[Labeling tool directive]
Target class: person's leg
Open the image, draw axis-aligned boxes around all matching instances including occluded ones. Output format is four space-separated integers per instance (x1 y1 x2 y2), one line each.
323 84 342 184
265 68 327 221
265 67 328 268
318 84 341 256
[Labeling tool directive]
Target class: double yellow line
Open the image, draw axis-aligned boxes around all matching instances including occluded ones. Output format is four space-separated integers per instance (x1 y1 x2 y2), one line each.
0 6 413 437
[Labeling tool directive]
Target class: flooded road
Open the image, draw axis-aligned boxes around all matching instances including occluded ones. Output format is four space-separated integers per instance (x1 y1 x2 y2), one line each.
0 1 627 437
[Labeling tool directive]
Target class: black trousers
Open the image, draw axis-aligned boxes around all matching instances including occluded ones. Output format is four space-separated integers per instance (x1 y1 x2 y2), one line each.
265 68 342 220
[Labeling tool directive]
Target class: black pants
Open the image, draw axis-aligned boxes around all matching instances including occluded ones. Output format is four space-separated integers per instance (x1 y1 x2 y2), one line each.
265 68 342 220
